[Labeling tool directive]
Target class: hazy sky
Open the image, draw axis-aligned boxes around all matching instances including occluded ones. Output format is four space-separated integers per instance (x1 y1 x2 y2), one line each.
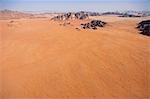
0 0 150 12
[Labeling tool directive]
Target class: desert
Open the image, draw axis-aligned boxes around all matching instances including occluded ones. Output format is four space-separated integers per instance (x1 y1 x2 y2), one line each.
0 9 150 99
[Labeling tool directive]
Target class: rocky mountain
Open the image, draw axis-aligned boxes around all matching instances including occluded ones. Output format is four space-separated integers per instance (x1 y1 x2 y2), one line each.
102 12 123 16
51 11 89 21
0 9 34 19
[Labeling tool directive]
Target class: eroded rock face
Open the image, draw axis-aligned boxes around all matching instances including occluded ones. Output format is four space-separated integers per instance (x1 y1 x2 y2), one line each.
137 20 150 36
81 20 106 30
51 11 89 21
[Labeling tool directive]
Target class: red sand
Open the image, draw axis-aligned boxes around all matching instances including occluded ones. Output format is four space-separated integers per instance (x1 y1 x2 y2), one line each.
0 16 150 99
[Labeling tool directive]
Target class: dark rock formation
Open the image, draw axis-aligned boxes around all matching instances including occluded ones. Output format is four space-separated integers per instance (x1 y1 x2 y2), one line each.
102 12 123 15
137 20 150 36
81 20 106 30
87 12 101 16
51 11 89 21
119 13 141 17
101 11 148 17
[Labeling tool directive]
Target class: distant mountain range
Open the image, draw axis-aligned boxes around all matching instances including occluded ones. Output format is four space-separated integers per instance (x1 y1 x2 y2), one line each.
0 9 35 19
0 9 150 20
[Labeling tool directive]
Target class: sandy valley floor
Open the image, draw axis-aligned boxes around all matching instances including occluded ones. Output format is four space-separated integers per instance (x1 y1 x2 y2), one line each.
0 16 150 99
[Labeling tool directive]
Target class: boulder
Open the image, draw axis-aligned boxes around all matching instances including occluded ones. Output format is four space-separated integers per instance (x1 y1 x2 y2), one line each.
137 20 150 36
81 20 106 30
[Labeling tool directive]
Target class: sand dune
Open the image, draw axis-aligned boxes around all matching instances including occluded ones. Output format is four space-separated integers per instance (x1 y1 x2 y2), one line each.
0 16 150 99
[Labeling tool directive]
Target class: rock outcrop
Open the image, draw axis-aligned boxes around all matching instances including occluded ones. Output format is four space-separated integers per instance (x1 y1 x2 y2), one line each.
119 14 141 17
88 12 101 16
51 11 89 21
137 20 150 36
102 12 123 16
81 20 106 30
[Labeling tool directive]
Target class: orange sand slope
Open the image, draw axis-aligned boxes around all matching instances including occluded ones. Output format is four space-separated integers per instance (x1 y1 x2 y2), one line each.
0 16 150 99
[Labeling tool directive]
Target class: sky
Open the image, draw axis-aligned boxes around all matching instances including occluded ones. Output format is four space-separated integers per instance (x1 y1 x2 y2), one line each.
0 0 150 12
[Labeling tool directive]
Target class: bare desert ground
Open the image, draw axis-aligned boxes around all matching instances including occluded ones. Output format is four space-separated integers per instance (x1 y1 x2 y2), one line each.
0 16 150 99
